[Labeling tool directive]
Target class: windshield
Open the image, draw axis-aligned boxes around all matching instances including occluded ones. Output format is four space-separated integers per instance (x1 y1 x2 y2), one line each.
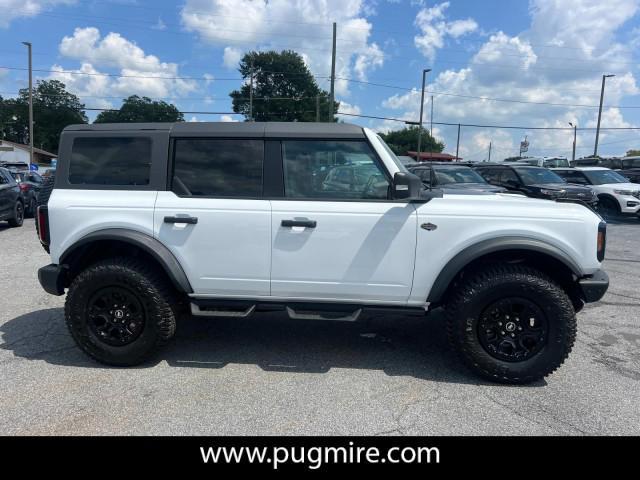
433 166 487 185
583 169 628 185
514 167 565 185
375 134 408 173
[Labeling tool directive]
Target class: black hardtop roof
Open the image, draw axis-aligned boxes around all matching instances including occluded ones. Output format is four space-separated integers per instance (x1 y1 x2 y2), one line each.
63 121 365 138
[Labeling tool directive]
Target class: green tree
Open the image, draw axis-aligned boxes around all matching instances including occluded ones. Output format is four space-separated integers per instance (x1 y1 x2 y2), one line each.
626 149 640 157
0 80 87 153
379 126 445 155
229 50 338 122
94 95 184 123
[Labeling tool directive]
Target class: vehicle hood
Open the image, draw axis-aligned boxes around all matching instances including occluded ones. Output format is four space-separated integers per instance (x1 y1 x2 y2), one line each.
598 182 640 191
527 183 584 191
440 182 506 193
424 191 602 223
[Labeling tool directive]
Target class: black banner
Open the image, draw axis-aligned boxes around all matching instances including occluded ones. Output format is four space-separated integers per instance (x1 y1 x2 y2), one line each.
1 436 636 473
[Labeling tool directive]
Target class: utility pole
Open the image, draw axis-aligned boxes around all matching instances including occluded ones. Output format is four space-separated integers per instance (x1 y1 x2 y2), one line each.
248 61 254 121
416 68 431 163
22 41 33 171
329 22 337 120
569 122 577 162
316 96 320 122
594 74 615 157
430 95 434 137
488 141 492 162
455 123 461 162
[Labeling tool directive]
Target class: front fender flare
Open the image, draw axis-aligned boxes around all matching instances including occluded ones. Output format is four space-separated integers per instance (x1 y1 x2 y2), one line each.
426 236 584 304
60 228 193 293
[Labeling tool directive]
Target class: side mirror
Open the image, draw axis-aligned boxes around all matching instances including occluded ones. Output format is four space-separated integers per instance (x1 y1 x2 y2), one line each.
392 171 423 200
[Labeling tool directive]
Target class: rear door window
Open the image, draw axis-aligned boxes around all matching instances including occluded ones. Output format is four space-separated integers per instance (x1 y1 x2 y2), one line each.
69 137 152 185
172 139 264 197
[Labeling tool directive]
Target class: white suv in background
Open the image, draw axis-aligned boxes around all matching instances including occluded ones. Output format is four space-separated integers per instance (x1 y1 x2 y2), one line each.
552 167 640 218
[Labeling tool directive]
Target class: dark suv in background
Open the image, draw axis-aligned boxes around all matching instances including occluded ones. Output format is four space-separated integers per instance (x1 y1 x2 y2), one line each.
408 162 506 194
474 164 598 206
7 170 43 217
0 167 25 227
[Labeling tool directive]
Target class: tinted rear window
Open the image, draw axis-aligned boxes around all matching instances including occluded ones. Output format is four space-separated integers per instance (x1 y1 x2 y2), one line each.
172 139 263 197
69 137 151 185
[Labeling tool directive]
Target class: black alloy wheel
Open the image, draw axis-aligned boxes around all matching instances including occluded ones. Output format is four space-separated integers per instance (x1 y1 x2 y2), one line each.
86 286 146 347
478 297 548 362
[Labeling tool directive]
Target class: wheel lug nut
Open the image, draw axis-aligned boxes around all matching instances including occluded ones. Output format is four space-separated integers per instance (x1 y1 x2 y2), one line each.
518 326 523 331
501 331 505 335
498 322 502 326
511 333 515 337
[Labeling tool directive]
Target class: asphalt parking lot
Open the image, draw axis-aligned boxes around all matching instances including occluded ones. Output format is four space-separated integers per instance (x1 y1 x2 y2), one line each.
1 218 639 435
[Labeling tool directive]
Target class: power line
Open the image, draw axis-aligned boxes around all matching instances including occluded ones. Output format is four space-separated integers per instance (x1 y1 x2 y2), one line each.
4 64 639 110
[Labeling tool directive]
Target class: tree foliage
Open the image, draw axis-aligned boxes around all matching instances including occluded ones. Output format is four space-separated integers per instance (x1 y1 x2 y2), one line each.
626 149 640 157
379 126 445 155
0 80 87 153
94 95 184 124
229 50 338 122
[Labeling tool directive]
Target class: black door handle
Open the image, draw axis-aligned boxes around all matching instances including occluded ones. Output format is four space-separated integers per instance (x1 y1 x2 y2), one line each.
281 219 316 228
164 216 198 224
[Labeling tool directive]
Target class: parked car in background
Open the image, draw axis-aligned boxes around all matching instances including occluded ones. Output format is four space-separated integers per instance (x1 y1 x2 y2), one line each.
0 167 25 227
474 164 598 206
570 157 601 167
516 157 571 168
408 163 507 194
397 155 418 167
552 167 640 218
0 161 29 172
620 157 640 184
7 170 43 217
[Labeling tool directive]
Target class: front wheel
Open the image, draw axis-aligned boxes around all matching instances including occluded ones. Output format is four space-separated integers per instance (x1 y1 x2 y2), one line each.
445 264 576 384
597 197 619 219
65 257 178 366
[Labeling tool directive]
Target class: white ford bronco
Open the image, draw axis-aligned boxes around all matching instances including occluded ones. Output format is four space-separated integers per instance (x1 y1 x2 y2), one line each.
36 122 609 384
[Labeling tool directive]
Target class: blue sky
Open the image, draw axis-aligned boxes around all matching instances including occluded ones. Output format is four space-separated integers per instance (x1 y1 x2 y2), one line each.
1 0 639 160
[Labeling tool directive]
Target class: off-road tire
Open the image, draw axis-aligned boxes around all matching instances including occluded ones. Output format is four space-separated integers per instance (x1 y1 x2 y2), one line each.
8 200 24 227
65 257 178 366
35 173 55 252
445 263 576 384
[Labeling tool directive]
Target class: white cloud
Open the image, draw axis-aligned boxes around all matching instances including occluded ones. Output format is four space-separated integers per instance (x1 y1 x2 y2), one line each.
220 114 239 122
52 27 203 103
180 0 384 96
380 0 640 158
337 100 361 120
223 46 243 69
414 2 478 61
0 0 75 27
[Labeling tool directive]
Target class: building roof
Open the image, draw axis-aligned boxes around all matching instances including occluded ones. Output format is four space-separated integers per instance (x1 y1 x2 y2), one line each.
63 122 366 139
0 140 56 158
406 151 462 161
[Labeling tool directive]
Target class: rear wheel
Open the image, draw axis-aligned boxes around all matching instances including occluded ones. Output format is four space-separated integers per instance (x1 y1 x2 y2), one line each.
8 201 24 227
445 263 576 384
65 257 178 366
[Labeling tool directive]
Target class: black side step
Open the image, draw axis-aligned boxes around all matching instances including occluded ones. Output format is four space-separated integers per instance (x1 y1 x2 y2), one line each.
190 299 426 320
